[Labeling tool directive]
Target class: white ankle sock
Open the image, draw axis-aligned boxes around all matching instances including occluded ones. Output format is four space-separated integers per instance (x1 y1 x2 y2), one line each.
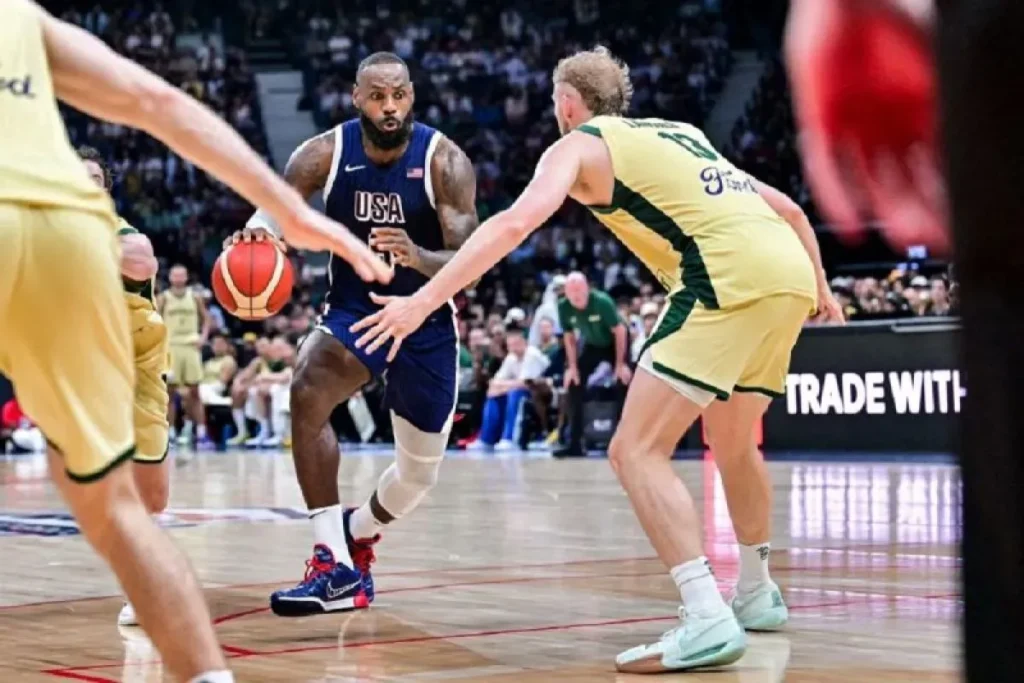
309 505 352 567
232 409 246 437
670 556 728 617
349 502 383 540
737 542 772 594
188 671 233 683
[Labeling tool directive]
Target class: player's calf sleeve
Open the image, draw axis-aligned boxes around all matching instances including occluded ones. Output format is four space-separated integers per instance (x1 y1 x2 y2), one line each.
373 412 447 522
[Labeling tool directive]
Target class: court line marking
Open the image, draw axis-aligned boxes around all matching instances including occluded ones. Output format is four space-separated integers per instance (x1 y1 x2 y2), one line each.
0 555 658 612
40 568 960 680
42 593 959 680
2 547 954 614
212 569 959 627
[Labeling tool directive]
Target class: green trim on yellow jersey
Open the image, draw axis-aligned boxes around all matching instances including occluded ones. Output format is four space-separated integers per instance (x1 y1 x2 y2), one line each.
734 384 785 399
588 178 719 309
641 288 697 357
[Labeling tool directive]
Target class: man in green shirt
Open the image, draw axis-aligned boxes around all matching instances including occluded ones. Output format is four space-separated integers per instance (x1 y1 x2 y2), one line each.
556 272 631 456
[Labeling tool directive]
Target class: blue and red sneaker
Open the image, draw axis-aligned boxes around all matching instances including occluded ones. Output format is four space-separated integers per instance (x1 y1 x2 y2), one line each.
269 544 369 617
343 507 380 602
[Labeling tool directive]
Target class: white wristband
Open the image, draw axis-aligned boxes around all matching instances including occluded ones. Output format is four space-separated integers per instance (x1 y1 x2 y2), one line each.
246 209 282 238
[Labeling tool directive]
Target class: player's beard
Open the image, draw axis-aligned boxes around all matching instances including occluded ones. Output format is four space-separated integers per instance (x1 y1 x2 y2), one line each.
360 111 415 151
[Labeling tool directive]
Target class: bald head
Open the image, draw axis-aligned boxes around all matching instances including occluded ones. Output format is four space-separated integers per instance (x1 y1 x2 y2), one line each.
565 272 590 309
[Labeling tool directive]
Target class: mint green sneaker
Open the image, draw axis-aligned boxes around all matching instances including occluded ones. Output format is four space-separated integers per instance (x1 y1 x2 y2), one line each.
731 581 789 631
615 608 747 674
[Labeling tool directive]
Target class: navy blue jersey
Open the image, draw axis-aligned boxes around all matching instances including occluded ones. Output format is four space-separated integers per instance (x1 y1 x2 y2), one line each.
324 119 449 321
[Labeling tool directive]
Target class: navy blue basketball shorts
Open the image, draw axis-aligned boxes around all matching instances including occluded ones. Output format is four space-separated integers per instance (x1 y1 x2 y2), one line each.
318 307 458 434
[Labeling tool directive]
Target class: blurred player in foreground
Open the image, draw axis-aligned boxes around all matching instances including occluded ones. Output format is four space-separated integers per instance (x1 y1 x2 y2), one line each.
352 46 843 673
79 145 174 627
784 1 1022 680
0 1 387 681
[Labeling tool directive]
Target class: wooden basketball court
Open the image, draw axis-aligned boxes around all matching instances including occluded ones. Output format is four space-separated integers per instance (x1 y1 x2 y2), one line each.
0 449 960 681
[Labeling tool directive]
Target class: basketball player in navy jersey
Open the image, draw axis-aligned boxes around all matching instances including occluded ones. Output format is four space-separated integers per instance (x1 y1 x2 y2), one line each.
229 52 479 616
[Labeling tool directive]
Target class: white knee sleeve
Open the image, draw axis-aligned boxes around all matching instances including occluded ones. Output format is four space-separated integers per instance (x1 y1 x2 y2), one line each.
375 412 448 518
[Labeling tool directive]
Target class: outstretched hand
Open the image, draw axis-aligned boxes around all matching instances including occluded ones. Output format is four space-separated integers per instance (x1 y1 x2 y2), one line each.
349 293 431 362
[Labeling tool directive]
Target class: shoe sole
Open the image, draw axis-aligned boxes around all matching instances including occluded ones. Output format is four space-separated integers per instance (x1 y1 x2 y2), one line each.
616 634 747 674
270 594 371 617
738 605 789 632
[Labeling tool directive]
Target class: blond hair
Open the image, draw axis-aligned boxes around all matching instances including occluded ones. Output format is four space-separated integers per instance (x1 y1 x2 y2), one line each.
553 46 633 116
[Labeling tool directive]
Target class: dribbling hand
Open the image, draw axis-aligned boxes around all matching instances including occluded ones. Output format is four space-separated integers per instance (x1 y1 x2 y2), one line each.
223 226 285 251
224 209 392 284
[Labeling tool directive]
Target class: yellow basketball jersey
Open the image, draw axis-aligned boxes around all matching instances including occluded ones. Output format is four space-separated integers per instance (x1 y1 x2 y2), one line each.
203 355 233 384
163 288 200 346
578 116 817 309
0 0 115 220
117 218 168 375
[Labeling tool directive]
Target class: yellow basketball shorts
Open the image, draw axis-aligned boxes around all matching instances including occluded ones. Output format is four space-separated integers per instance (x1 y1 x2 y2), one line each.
168 344 203 386
0 203 135 482
128 301 170 463
642 292 814 403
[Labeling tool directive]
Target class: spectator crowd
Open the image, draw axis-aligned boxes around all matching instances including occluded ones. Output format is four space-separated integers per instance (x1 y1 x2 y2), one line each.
57 1 271 277
13 1 959 455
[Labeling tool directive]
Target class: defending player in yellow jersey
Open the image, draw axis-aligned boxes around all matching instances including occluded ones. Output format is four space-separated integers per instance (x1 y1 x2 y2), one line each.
79 147 173 628
353 46 845 675
0 1 387 680
577 115 819 401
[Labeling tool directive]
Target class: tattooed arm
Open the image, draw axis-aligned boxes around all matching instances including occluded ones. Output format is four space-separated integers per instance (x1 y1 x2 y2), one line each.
369 136 479 277
426 137 480 276
414 136 480 277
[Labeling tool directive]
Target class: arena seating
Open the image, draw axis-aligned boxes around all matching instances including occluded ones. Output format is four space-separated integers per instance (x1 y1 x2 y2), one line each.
24 1 958 451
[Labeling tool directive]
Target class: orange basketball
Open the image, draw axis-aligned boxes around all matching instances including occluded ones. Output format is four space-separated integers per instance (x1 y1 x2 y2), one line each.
211 240 294 320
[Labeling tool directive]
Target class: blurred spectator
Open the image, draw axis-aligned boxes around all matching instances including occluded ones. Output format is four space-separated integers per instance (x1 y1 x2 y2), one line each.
631 301 661 363
244 336 296 448
472 328 550 451
827 269 957 322
556 273 629 457
535 317 562 363
529 274 567 347
227 336 273 445
199 331 239 409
